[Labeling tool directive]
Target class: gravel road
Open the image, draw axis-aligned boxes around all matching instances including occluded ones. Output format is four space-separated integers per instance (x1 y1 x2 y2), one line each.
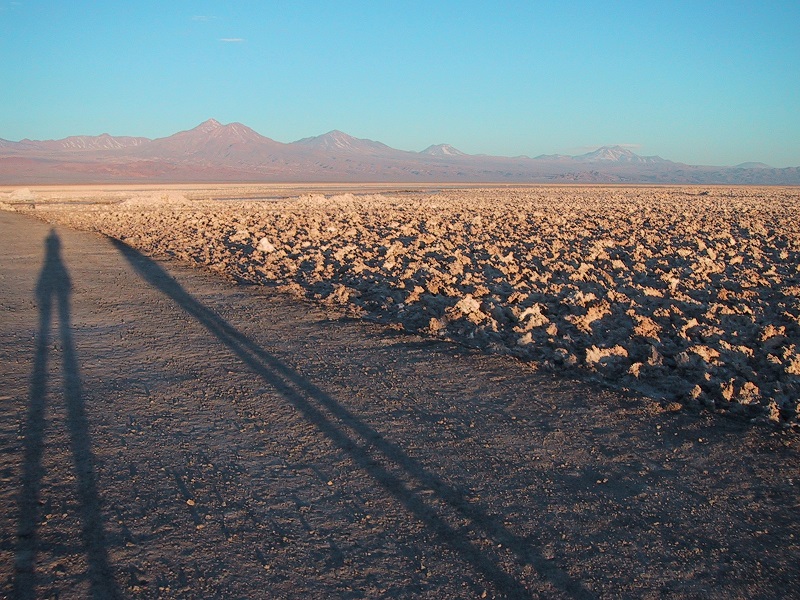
1 210 798 598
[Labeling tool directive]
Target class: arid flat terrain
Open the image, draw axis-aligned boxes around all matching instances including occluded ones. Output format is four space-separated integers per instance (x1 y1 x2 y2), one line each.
5 184 798 425
1 186 798 598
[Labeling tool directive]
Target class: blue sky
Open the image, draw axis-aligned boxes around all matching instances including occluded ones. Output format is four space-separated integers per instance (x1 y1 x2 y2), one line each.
1 1 798 166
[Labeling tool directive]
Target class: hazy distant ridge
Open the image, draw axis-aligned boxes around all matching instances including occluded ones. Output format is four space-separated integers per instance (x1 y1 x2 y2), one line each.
1 119 798 184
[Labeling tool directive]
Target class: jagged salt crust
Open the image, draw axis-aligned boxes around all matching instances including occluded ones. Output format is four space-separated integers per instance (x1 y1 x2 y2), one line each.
18 186 800 425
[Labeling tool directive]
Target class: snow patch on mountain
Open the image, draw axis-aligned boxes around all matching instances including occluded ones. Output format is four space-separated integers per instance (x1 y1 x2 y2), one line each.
421 144 466 157
194 118 223 134
575 146 666 164
293 130 392 154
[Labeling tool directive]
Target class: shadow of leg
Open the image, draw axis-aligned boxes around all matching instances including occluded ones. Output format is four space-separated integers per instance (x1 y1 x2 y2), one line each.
14 265 52 600
57 262 120 599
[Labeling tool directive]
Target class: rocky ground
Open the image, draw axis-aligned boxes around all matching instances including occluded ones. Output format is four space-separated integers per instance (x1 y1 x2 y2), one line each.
4 185 799 426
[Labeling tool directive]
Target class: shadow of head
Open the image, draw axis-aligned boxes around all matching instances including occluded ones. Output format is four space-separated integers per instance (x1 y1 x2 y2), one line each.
37 229 71 298
45 229 61 253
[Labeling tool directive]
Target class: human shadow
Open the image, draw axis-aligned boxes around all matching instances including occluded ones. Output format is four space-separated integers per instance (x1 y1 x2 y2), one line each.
111 237 595 599
15 230 119 599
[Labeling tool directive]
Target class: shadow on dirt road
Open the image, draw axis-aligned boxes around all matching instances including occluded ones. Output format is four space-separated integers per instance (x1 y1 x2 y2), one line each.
15 231 119 599
110 236 595 599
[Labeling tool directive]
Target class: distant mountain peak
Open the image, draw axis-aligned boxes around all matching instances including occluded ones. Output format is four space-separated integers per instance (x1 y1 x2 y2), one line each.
321 130 359 149
143 118 281 160
421 144 466 157
581 146 637 160
294 130 391 154
575 145 665 164
734 161 772 169
193 118 223 133
175 119 269 143
215 121 265 142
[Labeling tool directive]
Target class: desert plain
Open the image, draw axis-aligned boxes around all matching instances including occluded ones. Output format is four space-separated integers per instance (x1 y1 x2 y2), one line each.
1 184 798 598
6 184 799 424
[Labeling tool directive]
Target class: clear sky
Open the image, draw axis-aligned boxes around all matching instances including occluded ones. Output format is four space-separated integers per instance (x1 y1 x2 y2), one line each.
1 1 798 167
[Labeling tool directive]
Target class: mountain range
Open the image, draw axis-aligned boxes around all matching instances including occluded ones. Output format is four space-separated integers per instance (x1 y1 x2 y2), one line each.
1 119 798 185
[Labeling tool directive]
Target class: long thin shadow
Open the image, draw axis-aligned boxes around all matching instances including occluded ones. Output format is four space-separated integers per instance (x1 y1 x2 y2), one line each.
15 230 119 600
112 238 594 599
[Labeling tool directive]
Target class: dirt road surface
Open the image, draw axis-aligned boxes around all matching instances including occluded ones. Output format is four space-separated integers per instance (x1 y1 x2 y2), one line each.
1 210 798 598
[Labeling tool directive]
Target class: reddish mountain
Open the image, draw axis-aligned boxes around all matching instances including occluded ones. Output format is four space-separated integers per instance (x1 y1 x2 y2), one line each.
1 119 797 184
140 119 286 161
